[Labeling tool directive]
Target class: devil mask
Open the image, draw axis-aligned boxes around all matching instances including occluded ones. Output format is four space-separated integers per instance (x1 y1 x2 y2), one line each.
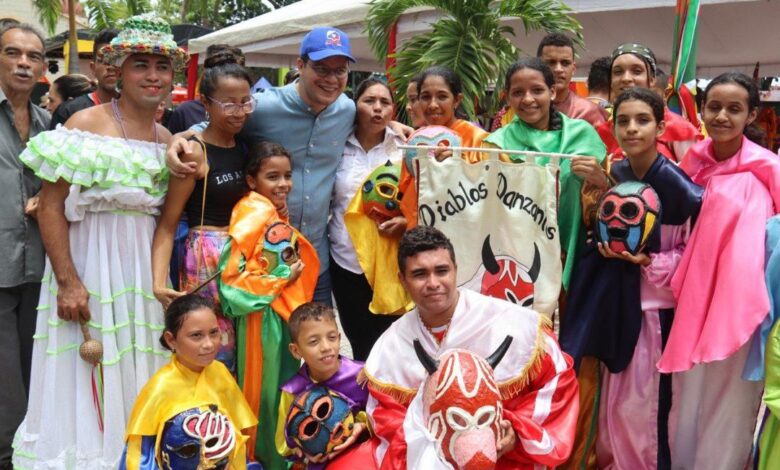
362 160 403 224
476 236 540 307
285 385 355 458
262 221 300 273
159 405 236 470
404 126 462 174
415 336 513 470
597 181 661 255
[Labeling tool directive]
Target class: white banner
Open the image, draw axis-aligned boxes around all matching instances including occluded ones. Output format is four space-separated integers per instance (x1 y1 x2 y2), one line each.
416 155 561 315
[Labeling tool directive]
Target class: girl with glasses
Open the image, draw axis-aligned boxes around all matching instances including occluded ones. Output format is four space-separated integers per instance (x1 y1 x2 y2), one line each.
151 52 254 373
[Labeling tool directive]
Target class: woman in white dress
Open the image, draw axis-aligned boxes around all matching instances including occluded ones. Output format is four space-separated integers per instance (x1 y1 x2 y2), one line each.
12 14 187 469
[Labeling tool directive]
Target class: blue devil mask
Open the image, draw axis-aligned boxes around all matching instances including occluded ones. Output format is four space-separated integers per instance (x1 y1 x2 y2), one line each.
285 385 355 457
159 405 235 470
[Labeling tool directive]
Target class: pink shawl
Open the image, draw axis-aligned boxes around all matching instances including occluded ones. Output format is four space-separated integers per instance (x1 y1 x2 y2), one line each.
657 137 780 372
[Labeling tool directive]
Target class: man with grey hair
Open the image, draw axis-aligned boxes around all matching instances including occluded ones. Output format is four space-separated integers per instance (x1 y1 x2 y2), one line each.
0 22 49 469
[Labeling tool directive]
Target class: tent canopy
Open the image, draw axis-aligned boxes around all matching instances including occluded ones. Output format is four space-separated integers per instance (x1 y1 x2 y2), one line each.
252 76 273 92
189 0 780 77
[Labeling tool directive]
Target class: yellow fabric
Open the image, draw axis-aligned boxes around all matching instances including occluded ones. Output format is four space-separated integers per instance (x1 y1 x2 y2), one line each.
344 183 413 315
125 355 257 469
125 435 143 470
275 390 296 457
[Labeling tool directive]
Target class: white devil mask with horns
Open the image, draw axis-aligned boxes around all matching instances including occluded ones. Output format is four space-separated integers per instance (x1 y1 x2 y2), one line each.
414 336 513 470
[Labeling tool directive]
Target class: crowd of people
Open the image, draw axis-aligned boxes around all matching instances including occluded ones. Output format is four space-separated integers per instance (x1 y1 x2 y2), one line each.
1 10 779 470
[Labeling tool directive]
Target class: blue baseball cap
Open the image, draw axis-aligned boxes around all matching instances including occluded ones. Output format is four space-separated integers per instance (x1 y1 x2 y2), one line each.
300 27 356 63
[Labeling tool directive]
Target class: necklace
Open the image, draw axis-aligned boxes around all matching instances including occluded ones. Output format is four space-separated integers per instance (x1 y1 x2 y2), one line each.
422 318 452 345
111 98 159 144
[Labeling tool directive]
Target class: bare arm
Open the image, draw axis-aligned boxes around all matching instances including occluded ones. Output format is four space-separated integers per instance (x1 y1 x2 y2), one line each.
151 142 204 308
165 130 199 178
389 120 414 139
38 179 90 322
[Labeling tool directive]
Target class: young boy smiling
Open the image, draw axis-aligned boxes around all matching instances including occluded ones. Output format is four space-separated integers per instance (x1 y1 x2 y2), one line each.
275 302 369 468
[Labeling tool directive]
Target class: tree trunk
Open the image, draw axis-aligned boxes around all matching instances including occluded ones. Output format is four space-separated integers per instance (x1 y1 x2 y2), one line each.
180 0 190 23
67 0 79 73
208 0 223 28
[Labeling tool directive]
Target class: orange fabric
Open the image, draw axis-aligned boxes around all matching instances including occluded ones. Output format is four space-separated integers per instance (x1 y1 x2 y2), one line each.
450 119 489 163
221 192 320 320
557 356 600 470
243 311 264 454
399 120 489 228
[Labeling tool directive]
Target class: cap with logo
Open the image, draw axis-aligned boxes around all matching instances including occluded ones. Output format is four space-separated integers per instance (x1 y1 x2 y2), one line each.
299 27 356 63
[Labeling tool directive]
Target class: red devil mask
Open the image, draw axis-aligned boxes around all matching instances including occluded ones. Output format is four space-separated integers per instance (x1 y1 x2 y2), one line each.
415 336 513 470
478 236 540 308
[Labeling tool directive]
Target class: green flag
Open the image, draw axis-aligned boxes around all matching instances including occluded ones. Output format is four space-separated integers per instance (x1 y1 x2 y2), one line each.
668 0 701 128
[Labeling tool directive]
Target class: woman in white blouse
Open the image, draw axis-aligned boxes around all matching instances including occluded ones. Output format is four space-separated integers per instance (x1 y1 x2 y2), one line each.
328 77 406 360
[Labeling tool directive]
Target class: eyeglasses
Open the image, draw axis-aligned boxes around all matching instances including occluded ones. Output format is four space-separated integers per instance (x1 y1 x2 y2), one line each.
207 96 256 115
308 63 349 79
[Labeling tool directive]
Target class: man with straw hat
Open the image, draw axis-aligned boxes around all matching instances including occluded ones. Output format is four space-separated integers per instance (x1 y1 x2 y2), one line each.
12 14 187 469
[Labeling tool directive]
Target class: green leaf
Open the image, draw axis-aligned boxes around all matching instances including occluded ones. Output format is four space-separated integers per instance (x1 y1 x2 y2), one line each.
366 0 582 119
32 0 61 35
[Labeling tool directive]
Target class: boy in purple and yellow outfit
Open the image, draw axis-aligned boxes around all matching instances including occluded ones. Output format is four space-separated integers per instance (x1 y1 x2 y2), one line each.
275 302 370 469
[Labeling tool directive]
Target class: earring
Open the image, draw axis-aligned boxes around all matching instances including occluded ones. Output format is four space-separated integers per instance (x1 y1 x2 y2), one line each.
205 111 210 121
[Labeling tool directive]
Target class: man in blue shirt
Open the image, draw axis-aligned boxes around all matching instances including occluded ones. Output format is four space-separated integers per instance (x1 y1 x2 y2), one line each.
167 28 357 305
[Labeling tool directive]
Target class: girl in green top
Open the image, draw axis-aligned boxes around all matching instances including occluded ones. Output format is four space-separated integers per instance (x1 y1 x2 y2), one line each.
484 58 607 291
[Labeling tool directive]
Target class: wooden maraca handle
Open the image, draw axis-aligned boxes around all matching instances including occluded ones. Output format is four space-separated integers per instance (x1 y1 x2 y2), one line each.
80 320 91 341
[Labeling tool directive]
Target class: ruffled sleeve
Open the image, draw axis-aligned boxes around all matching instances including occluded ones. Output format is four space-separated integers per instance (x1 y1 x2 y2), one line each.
20 127 168 196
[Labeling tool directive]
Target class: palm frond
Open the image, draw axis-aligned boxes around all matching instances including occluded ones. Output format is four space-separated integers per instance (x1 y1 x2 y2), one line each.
84 0 123 30
366 0 492 60
126 0 151 16
499 0 583 47
367 0 582 118
32 0 62 35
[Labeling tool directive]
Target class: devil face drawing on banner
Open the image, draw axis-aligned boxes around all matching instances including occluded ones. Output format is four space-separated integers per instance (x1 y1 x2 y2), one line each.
403 126 462 174
285 385 355 458
261 221 300 273
415 336 514 470
362 160 403 224
159 405 236 470
596 181 661 256
463 236 540 308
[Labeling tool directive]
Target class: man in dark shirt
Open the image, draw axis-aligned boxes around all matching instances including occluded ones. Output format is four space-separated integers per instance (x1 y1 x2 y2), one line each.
48 29 118 129
0 23 50 470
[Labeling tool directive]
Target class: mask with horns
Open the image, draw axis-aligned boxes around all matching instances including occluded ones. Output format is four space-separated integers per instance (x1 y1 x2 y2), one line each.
415 336 513 470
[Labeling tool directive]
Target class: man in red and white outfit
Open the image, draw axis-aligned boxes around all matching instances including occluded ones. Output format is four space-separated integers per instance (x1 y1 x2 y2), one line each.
363 226 579 469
